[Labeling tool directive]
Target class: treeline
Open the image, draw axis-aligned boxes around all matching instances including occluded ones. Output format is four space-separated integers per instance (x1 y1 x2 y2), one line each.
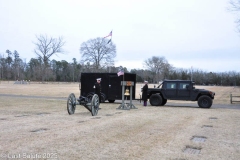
2 35 239 86
0 51 240 86
132 68 240 86
0 51 239 86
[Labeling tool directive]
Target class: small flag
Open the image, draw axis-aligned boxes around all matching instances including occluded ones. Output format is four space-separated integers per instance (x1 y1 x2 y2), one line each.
117 71 124 76
104 31 112 38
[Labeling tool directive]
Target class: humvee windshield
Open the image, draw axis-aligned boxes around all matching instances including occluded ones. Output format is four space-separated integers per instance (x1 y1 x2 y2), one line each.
157 82 163 88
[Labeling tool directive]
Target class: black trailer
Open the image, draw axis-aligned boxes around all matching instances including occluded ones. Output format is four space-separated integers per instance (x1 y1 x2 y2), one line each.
80 73 136 103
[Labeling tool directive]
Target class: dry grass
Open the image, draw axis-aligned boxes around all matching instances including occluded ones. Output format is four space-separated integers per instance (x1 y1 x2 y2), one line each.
0 81 240 160
1 81 240 103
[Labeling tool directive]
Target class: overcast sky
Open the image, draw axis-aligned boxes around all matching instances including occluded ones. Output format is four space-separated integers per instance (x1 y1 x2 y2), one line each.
0 0 240 72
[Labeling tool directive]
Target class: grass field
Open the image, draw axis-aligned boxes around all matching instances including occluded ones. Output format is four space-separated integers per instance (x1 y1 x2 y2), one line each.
0 81 240 159
1 81 239 103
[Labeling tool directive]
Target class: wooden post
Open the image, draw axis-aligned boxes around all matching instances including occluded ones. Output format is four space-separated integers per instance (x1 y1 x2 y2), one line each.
117 81 130 110
127 83 137 109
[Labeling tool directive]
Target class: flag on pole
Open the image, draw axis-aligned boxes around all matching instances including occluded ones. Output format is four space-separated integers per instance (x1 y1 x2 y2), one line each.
104 31 112 38
117 71 124 76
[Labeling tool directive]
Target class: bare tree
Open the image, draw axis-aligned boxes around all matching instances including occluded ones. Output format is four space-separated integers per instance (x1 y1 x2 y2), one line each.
229 0 240 11
0 54 6 80
5 50 13 80
80 37 116 71
143 56 170 82
12 50 20 80
229 0 240 30
33 34 65 81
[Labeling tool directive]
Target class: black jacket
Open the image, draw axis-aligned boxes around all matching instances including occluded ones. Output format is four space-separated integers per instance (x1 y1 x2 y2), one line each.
142 84 148 101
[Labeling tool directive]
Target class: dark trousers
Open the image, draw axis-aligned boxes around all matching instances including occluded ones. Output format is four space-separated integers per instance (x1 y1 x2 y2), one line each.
143 101 147 106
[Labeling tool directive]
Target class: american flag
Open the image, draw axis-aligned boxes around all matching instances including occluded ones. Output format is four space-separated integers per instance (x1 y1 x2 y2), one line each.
117 71 124 76
104 31 112 38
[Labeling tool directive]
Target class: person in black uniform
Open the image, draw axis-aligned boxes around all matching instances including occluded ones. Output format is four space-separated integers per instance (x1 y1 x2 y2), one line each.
142 81 148 106
94 78 102 104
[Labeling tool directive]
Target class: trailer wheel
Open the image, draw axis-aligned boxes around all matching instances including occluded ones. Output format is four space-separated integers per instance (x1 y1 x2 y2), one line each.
101 93 106 103
108 100 115 103
150 94 162 106
198 95 212 108
67 93 76 115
